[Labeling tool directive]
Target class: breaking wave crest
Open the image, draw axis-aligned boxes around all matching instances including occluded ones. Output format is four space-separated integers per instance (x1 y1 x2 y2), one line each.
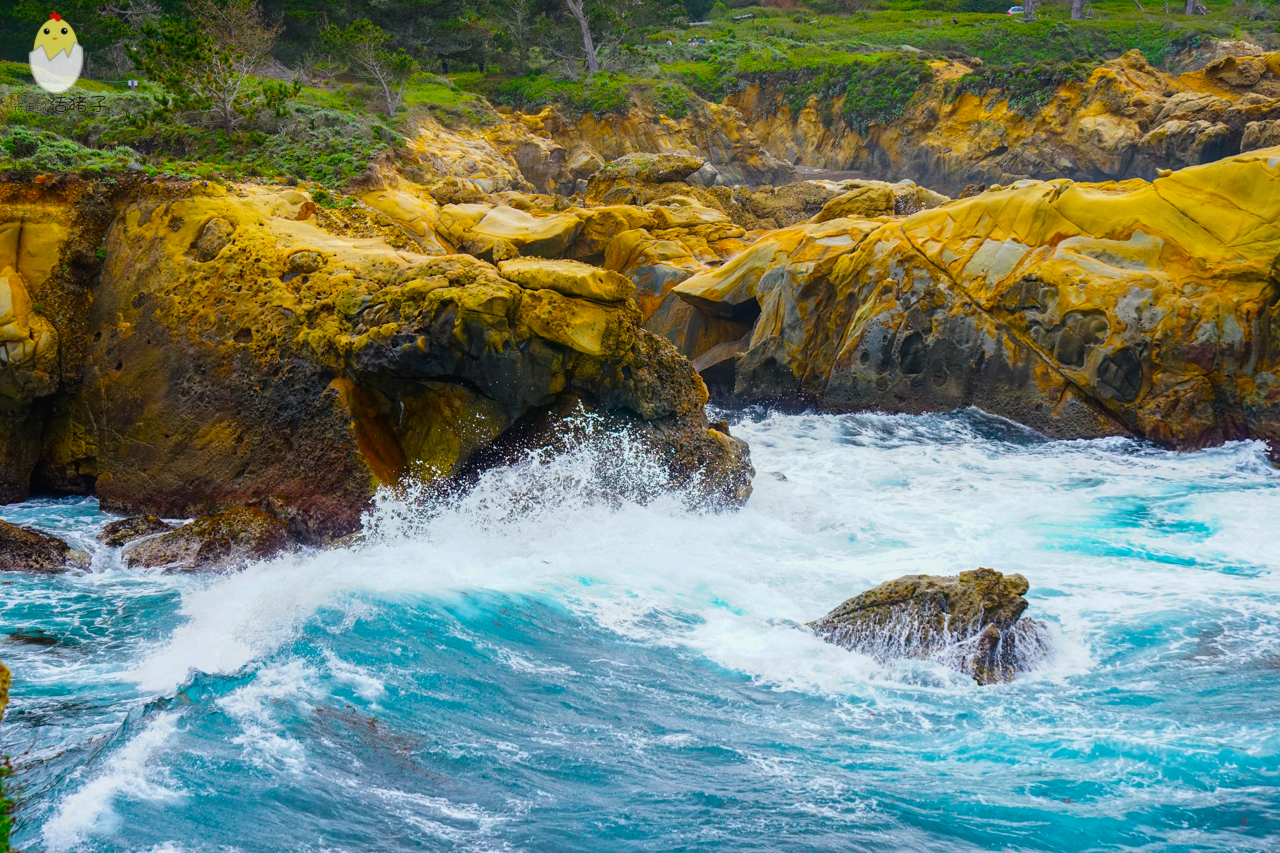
1 407 1278 852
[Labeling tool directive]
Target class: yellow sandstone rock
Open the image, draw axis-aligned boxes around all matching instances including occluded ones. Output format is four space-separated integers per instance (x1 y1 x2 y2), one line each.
569 205 656 259
730 49 1280 194
0 178 749 534
0 267 59 398
604 229 708 320
660 148 1280 449
515 287 638 358
646 197 732 230
358 188 449 254
812 186 895 222
498 258 635 303
438 203 582 259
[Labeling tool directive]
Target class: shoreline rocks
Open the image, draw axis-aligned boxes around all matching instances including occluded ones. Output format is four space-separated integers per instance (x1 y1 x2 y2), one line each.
658 149 1280 451
809 568 1050 684
0 657 8 722
0 519 88 573
123 507 293 572
0 177 754 538
98 515 174 547
3 118 1278 528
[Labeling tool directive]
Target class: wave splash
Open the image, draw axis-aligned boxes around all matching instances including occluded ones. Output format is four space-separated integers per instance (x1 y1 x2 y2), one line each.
4 408 1279 852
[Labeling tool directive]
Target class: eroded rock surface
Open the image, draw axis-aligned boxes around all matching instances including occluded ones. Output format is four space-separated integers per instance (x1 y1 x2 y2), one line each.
0 178 753 541
0 519 87 573
809 568 1048 684
662 149 1280 449
123 507 293 571
99 515 175 547
405 100 792 198
733 49 1280 194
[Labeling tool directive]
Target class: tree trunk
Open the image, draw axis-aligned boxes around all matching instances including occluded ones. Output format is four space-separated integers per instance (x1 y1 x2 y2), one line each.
564 0 600 76
1071 0 1084 18
515 9 529 75
1023 0 1035 23
380 77 395 117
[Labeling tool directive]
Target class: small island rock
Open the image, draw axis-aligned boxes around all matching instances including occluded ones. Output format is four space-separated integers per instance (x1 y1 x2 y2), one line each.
808 568 1048 685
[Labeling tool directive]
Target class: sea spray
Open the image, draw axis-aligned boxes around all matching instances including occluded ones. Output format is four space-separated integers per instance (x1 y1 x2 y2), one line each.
0 409 1275 851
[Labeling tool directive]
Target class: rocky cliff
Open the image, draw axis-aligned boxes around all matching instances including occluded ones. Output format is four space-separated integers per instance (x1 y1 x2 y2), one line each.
655 148 1280 450
401 97 794 199
731 49 1280 195
0 176 754 542
390 47 1280 201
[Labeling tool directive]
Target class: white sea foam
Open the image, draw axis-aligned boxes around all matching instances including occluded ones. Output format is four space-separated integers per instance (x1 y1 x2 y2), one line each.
41 713 185 852
217 660 318 772
111 411 1279 703
16 409 1280 850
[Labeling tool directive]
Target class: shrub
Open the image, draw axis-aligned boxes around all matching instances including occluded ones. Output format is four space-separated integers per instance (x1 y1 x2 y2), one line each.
749 54 934 134
949 59 1094 116
843 57 934 133
656 81 694 118
491 72 634 119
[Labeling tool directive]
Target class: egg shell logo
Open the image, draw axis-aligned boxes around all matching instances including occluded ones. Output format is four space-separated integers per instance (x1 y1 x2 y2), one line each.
30 13 83 94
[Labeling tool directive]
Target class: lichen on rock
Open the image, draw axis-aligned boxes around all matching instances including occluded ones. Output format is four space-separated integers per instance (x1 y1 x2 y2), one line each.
0 177 752 541
730 48 1280 193
98 515 175 547
659 149 1280 451
123 507 293 571
809 568 1051 685
0 520 88 574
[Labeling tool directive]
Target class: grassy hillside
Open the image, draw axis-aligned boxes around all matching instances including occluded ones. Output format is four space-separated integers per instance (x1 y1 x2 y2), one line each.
1 0 1276 186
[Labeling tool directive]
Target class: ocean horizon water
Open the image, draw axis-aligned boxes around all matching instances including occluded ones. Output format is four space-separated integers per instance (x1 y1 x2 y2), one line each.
1 407 1278 852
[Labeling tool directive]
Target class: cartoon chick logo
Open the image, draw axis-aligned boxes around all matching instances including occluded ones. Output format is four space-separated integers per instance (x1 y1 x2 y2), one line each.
30 13 83 94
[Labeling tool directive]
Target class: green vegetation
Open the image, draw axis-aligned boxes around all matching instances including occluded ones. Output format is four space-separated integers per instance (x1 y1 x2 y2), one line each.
488 71 633 117
843 57 935 132
0 758 11 853
0 0 1275 184
319 17 418 118
949 57 1097 115
655 80 695 118
0 65 403 184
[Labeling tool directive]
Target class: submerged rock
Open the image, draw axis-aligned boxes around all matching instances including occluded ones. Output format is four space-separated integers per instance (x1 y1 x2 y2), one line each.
0 520 88 573
808 568 1049 685
98 515 174 547
124 507 293 572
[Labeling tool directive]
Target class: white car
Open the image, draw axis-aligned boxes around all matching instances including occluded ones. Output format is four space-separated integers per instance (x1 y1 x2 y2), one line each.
1007 5 1024 13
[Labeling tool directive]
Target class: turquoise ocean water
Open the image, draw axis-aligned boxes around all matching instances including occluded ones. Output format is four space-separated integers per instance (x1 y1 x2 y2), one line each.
1 409 1278 852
